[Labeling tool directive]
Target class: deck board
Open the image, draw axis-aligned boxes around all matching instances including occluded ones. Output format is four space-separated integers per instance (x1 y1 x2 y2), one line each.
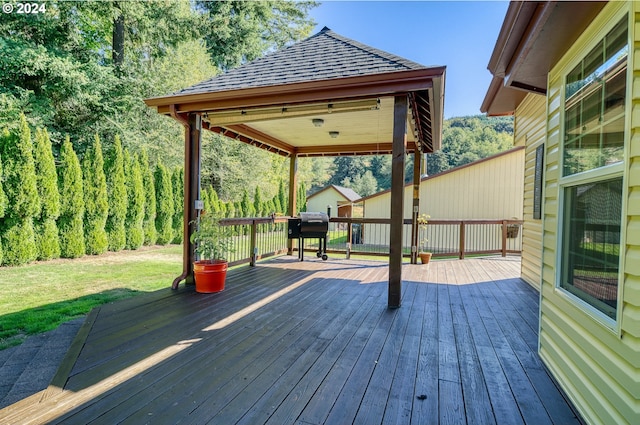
0 256 581 425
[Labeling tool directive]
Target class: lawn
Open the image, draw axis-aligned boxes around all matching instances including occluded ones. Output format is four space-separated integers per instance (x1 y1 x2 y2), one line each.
0 245 182 350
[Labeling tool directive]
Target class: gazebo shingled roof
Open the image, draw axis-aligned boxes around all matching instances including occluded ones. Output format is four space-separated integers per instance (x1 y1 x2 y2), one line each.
145 27 446 308
176 27 428 95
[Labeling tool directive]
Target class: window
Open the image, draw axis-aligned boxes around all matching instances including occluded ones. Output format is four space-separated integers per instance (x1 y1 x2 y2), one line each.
559 16 627 320
563 18 627 176
561 178 622 319
533 144 544 220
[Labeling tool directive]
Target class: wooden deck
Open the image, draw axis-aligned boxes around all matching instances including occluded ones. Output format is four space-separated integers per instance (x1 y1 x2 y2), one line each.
0 256 580 425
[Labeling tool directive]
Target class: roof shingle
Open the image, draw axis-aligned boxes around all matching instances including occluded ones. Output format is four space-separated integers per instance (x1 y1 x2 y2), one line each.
177 27 430 95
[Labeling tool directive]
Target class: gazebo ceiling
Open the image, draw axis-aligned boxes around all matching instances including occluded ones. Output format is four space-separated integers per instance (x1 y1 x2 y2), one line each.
145 27 445 157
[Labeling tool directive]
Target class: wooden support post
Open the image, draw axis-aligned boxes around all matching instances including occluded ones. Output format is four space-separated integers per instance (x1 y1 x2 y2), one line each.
459 221 465 260
250 219 258 266
410 149 421 264
501 220 508 257
389 95 407 308
287 153 298 255
173 113 201 289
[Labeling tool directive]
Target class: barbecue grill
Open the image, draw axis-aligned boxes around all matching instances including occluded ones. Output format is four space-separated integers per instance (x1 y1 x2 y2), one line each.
288 212 329 261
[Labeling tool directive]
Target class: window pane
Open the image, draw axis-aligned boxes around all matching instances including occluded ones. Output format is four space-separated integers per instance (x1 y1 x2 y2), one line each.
561 178 622 319
563 17 627 176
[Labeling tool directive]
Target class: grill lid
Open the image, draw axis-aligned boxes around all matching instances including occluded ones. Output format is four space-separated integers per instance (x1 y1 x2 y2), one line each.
300 212 329 223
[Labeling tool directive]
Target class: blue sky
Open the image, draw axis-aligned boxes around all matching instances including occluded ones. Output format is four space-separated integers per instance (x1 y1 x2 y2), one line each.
308 1 509 119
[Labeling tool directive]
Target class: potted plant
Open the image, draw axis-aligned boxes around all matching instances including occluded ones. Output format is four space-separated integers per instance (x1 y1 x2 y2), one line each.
190 212 234 293
417 213 432 264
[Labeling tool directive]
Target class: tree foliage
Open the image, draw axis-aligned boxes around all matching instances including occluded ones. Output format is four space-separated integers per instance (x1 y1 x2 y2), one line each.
154 162 174 245
57 137 85 258
33 128 61 260
140 149 157 245
171 167 184 244
105 135 127 251
82 134 109 255
0 116 38 265
124 150 145 250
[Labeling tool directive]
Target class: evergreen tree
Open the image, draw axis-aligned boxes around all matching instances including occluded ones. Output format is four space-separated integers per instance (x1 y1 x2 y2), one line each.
254 186 263 217
124 150 145 250
140 149 157 245
234 201 243 218
105 135 127 251
297 181 307 214
57 137 85 258
272 195 282 215
33 128 61 260
278 179 288 214
154 162 174 245
82 134 109 255
201 186 211 213
0 151 5 264
207 186 220 215
225 201 235 218
241 188 255 218
171 167 184 244
0 116 38 265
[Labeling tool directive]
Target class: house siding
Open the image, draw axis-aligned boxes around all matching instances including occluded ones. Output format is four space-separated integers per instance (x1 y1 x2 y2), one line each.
363 147 525 220
306 188 346 216
538 3 640 424
515 94 547 290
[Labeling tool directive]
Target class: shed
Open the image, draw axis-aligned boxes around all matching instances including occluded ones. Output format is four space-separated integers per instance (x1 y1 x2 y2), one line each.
306 185 361 218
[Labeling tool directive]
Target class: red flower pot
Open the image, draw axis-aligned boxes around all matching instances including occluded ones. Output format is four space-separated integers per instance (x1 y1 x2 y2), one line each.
193 260 228 293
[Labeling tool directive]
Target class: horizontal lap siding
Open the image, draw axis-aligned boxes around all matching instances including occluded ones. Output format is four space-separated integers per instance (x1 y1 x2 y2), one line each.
515 94 546 291
539 3 640 425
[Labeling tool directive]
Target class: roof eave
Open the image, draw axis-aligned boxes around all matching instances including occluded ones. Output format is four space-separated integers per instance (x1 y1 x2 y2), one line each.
482 1 606 115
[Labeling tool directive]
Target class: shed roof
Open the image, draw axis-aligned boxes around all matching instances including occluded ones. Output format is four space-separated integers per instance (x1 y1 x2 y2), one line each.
308 184 362 203
145 27 445 157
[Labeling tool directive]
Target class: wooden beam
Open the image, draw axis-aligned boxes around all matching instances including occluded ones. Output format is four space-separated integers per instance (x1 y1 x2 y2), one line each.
146 68 444 112
410 149 421 265
287 153 298 255
389 95 407 308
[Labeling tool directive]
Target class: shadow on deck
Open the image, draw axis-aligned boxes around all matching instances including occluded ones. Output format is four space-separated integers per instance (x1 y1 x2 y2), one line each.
0 256 579 425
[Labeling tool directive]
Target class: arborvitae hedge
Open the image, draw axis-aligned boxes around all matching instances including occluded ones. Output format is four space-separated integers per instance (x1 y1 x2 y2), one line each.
241 188 255 218
278 179 287 214
0 151 5 264
57 137 85 258
105 135 127 251
254 186 263 217
124 150 145 250
33 128 61 260
82 134 109 255
0 116 38 265
207 186 220 215
226 201 235 218
140 149 157 245
154 162 174 245
171 167 183 244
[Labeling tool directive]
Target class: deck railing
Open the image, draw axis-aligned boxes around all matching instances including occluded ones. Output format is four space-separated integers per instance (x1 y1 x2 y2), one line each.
214 216 523 266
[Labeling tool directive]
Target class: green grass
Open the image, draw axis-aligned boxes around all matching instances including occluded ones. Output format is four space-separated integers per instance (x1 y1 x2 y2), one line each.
0 245 182 350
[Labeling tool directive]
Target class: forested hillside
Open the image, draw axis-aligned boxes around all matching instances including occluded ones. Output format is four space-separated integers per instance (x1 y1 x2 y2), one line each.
1 0 513 212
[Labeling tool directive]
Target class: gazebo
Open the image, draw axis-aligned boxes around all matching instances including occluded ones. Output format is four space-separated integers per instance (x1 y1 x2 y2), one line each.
145 27 446 308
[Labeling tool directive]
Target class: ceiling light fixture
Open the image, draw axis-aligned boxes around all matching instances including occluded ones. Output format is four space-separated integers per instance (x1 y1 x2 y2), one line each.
312 118 324 127
329 131 339 139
